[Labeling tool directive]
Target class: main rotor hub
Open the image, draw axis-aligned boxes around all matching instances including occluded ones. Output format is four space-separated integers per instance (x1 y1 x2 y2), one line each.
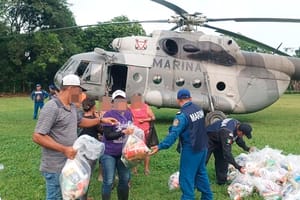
169 14 207 27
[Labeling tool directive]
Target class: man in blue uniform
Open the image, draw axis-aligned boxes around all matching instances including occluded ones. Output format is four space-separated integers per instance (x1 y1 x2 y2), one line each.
31 83 49 119
151 88 213 200
206 118 254 185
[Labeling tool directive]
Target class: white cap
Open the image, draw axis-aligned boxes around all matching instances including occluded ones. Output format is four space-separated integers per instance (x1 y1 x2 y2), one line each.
112 90 126 100
62 74 80 86
62 74 87 91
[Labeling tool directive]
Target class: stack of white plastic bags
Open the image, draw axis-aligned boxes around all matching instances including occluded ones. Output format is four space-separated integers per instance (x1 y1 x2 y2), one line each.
60 135 105 200
227 146 300 200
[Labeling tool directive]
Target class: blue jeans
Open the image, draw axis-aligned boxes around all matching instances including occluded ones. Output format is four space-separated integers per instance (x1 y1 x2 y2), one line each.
42 172 62 200
33 101 44 119
100 154 130 196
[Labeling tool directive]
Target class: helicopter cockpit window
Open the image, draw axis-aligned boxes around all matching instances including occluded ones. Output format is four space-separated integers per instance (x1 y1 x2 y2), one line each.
59 58 73 72
216 81 226 91
82 63 102 83
192 79 202 88
76 61 89 77
175 77 185 87
60 59 79 74
153 74 162 84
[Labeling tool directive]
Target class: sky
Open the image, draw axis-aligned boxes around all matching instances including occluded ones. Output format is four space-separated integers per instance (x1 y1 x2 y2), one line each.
67 0 300 54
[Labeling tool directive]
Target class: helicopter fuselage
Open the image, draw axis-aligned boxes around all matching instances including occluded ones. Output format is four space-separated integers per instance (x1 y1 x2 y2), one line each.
54 30 300 115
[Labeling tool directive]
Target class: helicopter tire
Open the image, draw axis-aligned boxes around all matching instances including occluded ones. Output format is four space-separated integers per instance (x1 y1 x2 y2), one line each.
205 110 227 127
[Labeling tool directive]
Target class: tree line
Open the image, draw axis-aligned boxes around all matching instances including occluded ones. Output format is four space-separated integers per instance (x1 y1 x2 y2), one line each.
0 0 145 93
0 0 299 94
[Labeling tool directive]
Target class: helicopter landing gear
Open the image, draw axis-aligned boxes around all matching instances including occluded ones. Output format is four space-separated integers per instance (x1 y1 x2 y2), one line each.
203 71 226 126
205 110 227 126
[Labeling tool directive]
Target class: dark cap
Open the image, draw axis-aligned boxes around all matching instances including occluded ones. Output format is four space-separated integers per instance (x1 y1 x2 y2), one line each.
82 98 96 112
238 123 252 139
36 83 41 87
49 84 56 90
177 88 191 99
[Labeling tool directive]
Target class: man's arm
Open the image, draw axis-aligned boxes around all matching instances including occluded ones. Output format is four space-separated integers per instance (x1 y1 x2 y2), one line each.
32 133 76 159
236 137 250 152
219 129 242 170
79 117 118 128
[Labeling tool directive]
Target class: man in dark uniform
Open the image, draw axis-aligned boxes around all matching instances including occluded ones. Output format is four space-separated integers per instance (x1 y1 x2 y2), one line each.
206 118 254 185
151 88 213 200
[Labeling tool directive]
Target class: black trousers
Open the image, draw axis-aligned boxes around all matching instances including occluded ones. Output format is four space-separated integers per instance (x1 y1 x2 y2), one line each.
206 129 230 184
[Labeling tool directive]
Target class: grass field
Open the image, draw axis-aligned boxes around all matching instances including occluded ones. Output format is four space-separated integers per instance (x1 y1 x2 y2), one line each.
0 94 300 200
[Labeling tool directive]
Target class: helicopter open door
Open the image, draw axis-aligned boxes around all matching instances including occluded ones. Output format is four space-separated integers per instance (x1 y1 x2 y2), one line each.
107 64 148 98
107 64 127 94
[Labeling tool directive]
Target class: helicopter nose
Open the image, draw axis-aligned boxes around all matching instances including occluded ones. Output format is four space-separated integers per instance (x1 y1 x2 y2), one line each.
289 57 300 80
54 72 63 89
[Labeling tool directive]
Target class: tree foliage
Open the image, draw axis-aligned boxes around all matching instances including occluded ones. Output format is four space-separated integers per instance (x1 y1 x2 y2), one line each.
0 1 146 94
79 16 146 52
0 0 82 92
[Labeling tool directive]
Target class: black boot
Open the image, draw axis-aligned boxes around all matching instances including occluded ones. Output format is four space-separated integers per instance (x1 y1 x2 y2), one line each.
117 188 129 200
102 194 111 200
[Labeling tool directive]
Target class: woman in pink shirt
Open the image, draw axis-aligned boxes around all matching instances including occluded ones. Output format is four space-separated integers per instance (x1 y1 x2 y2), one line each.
129 93 155 175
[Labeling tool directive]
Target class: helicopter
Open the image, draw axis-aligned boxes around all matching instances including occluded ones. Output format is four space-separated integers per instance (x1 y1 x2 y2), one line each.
54 0 300 125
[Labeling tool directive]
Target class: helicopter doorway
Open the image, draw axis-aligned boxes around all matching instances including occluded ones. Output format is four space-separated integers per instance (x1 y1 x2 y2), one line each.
108 65 128 94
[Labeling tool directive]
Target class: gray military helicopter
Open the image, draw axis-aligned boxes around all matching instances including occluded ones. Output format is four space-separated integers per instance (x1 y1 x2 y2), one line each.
54 0 300 124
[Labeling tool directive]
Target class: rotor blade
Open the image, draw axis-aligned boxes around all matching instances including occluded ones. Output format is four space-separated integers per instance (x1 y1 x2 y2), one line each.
203 24 290 56
170 25 180 31
151 0 188 19
207 17 300 23
0 19 169 39
36 20 169 32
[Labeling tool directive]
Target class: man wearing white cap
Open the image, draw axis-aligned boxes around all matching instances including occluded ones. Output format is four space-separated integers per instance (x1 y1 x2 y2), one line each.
32 74 118 200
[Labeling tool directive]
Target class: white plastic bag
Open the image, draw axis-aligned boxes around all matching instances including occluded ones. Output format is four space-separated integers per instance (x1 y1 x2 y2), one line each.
168 171 180 190
60 155 91 200
121 129 150 168
60 135 105 199
73 135 105 160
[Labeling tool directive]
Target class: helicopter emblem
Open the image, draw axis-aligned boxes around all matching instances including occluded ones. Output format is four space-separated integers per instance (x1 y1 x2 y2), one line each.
135 39 148 50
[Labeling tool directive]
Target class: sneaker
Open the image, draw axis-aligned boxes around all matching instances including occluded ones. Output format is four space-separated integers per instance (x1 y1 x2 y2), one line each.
98 174 103 182
144 170 150 176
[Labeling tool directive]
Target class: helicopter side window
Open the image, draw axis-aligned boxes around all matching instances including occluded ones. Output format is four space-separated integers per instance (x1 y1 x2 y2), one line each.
152 74 162 84
216 81 226 91
192 79 202 88
76 61 89 77
175 77 185 87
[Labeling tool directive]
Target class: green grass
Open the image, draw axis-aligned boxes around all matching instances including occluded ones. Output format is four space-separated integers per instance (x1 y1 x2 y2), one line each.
0 94 300 199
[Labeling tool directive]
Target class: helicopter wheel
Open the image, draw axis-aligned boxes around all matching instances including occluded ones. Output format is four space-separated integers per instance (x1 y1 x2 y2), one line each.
205 110 227 126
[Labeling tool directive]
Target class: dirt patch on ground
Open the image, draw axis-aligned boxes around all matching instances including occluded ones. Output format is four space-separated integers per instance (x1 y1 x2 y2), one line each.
0 93 29 98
